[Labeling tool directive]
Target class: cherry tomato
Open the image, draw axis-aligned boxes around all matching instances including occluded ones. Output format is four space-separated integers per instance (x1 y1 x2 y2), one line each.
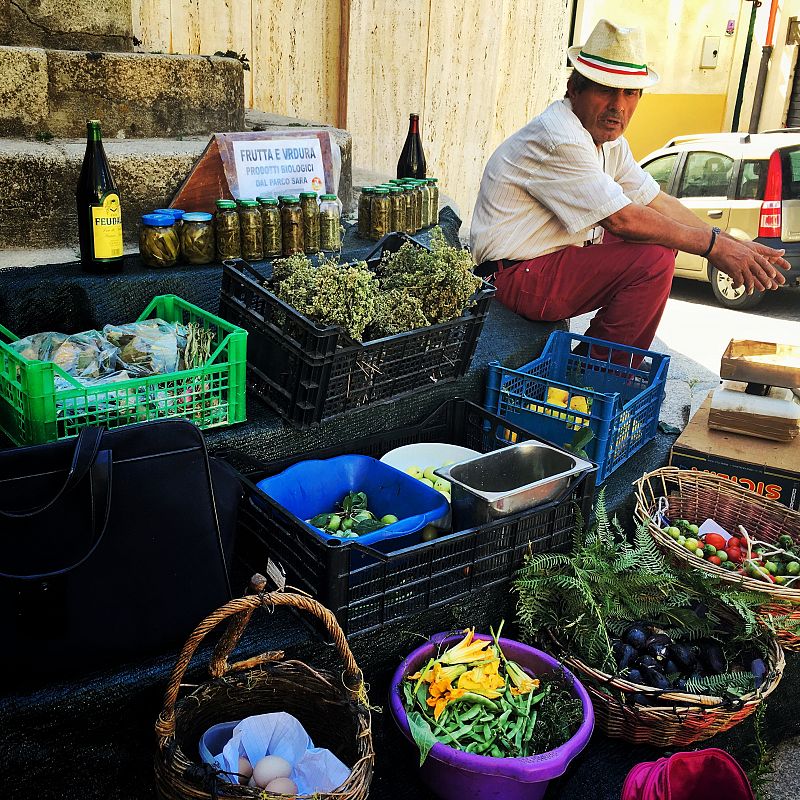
703 533 726 550
727 537 741 549
707 555 722 566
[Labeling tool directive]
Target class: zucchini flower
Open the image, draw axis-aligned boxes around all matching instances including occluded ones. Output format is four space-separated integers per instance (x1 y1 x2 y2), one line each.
424 662 468 719
456 658 506 699
506 660 540 696
439 628 494 666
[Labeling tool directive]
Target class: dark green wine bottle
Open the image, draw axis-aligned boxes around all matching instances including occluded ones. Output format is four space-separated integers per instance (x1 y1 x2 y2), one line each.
76 120 123 272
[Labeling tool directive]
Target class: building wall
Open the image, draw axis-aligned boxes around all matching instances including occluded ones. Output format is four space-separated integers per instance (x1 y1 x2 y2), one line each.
131 0 570 226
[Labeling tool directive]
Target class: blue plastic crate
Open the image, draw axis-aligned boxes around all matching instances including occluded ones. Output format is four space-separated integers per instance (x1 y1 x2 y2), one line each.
484 331 669 483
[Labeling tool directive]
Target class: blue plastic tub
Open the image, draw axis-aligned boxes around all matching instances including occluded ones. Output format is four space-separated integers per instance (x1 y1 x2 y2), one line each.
255 454 449 550
484 331 669 484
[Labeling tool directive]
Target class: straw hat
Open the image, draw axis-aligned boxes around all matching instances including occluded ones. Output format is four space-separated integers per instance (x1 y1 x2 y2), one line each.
568 19 659 89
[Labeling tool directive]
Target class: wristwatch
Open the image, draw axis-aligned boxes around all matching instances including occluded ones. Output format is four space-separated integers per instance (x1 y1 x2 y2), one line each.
702 226 721 259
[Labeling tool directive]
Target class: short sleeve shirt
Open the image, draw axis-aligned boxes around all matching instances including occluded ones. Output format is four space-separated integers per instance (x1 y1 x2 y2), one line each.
470 98 659 263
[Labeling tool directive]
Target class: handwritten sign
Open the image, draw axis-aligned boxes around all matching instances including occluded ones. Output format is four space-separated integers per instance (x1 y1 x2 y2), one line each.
232 137 326 198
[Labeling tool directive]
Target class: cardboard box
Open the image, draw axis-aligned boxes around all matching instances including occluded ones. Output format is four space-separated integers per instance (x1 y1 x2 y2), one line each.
670 392 800 510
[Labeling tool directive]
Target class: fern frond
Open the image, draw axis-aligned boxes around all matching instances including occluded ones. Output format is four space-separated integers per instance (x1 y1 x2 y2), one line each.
685 671 755 697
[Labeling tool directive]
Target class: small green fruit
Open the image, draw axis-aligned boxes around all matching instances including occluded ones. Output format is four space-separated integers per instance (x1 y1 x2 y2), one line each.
405 466 423 479
380 514 399 525
419 478 434 488
327 514 342 532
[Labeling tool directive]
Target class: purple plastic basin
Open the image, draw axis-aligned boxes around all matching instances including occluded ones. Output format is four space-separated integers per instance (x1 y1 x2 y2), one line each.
389 633 594 800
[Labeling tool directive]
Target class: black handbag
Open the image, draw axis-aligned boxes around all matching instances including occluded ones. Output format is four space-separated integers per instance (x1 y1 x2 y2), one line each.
0 419 241 679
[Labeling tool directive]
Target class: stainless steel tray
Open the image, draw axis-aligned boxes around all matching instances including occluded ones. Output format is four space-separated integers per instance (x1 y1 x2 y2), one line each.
436 441 594 530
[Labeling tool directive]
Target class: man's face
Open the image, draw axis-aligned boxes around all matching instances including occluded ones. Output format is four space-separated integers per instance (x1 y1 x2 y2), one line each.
567 79 641 145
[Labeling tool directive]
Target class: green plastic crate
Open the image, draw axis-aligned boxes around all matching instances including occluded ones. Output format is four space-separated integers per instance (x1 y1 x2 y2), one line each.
0 294 247 446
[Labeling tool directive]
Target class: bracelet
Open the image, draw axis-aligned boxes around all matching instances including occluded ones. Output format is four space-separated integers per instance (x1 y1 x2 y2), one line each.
701 226 721 259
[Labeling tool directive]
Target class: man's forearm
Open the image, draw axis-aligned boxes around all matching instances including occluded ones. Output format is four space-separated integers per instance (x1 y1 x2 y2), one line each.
600 200 712 255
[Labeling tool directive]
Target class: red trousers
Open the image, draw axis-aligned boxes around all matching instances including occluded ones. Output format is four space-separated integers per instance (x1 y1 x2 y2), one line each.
492 233 675 355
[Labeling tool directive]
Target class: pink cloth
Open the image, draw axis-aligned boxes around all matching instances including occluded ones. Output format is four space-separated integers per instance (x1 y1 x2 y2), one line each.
491 232 674 360
621 748 755 800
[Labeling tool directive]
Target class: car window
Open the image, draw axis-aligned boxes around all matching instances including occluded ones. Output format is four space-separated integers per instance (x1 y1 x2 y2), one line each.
677 151 734 198
642 154 678 193
782 147 800 199
735 159 767 200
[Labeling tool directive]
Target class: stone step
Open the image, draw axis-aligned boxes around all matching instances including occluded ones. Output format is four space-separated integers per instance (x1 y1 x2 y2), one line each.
0 45 244 139
0 117 353 255
0 0 134 53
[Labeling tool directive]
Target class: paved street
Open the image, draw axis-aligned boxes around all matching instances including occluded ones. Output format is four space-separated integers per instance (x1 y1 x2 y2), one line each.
573 279 800 431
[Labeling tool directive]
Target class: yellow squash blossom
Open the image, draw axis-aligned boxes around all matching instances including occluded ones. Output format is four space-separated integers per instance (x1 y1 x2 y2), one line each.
425 662 468 719
457 658 506 699
506 660 540 696
439 628 495 666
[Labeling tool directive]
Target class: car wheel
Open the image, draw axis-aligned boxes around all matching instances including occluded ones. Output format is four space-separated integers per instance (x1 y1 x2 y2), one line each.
709 265 765 310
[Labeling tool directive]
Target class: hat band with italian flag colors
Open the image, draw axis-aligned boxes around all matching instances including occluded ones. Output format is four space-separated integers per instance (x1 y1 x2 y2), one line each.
576 50 648 77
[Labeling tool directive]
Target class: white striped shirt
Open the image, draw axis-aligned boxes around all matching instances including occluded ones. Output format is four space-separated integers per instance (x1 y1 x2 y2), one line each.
470 98 659 263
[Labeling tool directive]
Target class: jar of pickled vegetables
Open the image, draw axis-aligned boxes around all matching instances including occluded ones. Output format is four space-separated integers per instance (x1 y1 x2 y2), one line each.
215 199 241 260
358 187 374 239
369 189 390 241
179 211 215 265
300 191 320 254
139 213 180 268
389 187 405 234
319 194 342 251
258 197 282 258
281 196 304 256
238 199 263 261
416 180 431 228
426 177 439 226
154 208 185 229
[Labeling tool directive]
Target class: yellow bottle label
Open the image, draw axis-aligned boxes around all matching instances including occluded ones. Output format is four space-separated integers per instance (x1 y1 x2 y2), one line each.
91 193 123 259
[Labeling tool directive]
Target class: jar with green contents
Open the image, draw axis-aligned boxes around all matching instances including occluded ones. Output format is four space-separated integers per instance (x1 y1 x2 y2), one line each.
389 187 405 234
238 199 263 261
358 187 374 239
139 213 180 268
280 196 304 255
154 208 185 230
179 211 215 264
258 197 282 258
215 199 241 260
369 188 390 241
426 178 439 226
399 184 414 233
319 194 342 251
402 181 421 232
300 191 320 254
417 179 431 228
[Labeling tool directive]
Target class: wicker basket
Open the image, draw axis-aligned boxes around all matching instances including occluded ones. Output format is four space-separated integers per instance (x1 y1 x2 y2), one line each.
635 466 800 650
154 580 374 800
548 620 784 748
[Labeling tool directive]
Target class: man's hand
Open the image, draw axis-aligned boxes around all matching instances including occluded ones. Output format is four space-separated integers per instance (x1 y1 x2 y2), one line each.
709 235 789 293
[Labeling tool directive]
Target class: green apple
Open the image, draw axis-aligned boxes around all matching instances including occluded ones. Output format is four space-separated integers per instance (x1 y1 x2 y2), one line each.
405 465 423 479
433 477 451 493
381 514 399 525
423 466 438 482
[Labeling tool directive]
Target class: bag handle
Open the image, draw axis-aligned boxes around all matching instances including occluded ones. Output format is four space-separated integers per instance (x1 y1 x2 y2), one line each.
155 586 365 740
0 438 113 580
0 427 104 519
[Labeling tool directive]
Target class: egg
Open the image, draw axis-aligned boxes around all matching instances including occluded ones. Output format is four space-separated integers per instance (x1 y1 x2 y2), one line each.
265 777 297 796
238 756 253 784
253 755 292 788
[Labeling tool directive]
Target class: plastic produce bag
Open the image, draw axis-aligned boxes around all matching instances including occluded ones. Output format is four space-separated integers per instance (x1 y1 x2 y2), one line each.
10 330 119 383
199 712 351 794
103 318 187 377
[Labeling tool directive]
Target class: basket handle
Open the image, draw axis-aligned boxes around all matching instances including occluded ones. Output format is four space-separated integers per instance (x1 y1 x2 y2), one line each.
156 585 365 740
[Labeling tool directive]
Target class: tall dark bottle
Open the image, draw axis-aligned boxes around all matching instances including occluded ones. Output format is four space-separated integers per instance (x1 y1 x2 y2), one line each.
76 119 123 272
396 113 427 179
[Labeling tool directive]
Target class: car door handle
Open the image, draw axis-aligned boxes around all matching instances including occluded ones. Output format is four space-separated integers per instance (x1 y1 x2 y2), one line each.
707 210 723 219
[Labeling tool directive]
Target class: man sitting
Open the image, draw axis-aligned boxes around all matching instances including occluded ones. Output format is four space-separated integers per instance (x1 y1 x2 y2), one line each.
470 19 787 360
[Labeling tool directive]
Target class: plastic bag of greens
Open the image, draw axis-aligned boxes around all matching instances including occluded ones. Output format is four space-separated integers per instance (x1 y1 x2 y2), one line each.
103 319 187 377
10 330 119 382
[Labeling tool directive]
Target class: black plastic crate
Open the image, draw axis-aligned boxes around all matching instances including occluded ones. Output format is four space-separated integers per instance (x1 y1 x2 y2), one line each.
219 233 495 427
235 398 596 636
